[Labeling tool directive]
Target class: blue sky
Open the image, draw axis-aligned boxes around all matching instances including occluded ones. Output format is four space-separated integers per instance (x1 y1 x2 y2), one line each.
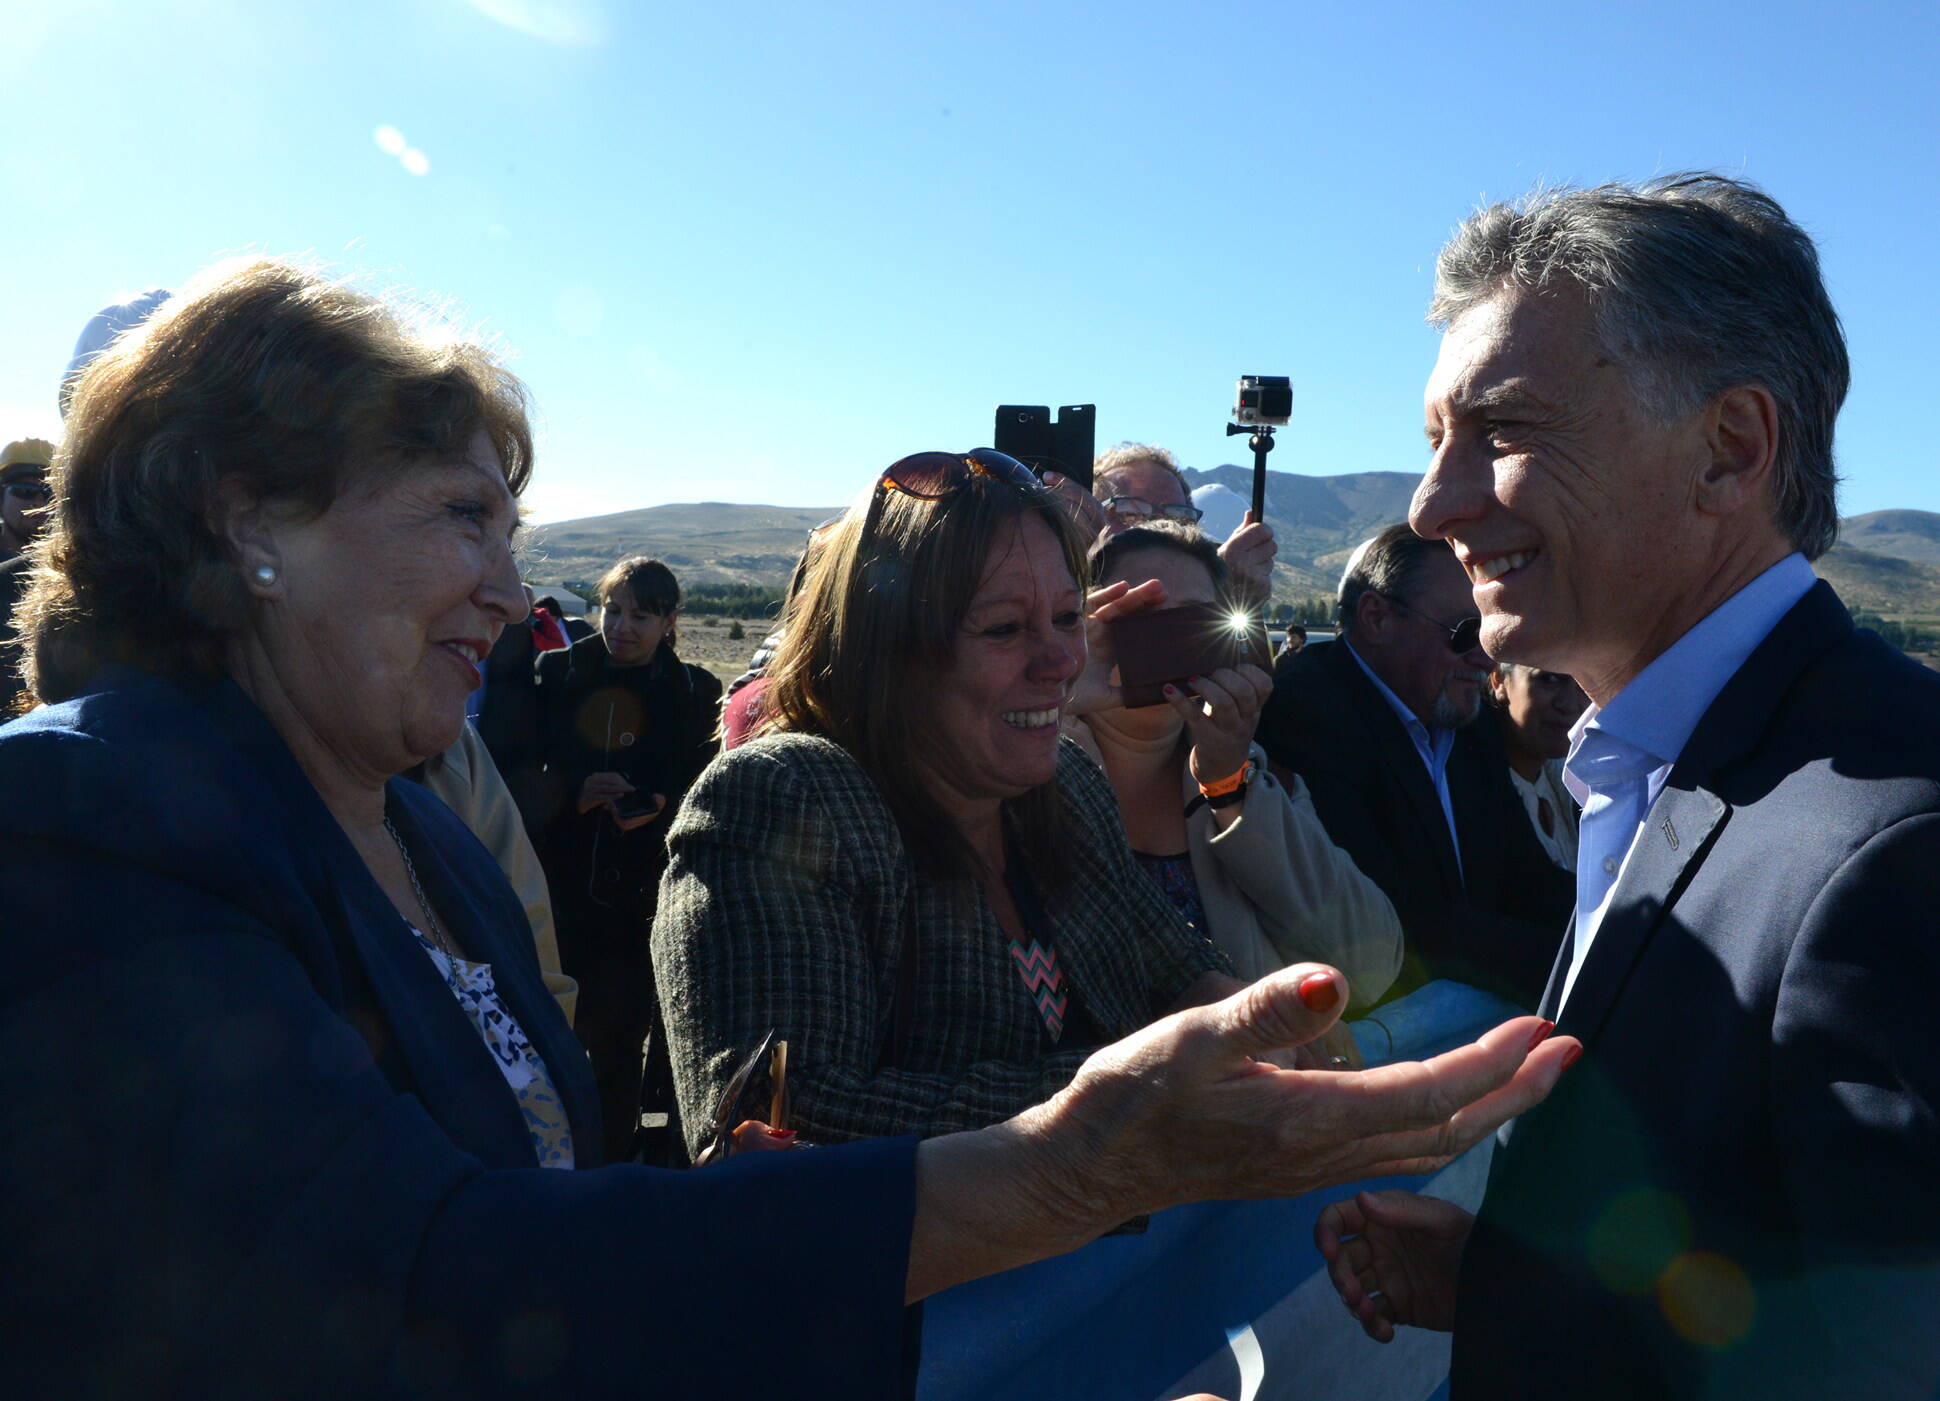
5 0 1935 524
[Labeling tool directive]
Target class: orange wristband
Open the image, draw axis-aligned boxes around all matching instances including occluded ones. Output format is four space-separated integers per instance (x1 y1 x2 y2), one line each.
1196 761 1253 800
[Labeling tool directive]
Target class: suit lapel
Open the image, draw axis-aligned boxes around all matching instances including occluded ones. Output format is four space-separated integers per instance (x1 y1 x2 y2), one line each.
1553 785 1730 1045
1549 581 1855 1048
1322 643 1465 896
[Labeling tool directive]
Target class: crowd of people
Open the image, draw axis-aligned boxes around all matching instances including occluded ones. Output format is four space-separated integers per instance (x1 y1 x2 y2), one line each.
0 168 1934 1401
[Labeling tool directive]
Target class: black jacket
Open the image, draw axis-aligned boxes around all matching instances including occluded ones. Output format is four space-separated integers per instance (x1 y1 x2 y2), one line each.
1453 583 1940 1399
1255 638 1573 1007
535 636 721 936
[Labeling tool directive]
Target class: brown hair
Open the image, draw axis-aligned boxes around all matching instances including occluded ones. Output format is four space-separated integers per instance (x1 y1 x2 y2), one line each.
17 258 532 704
1090 519 1228 595
757 467 1089 886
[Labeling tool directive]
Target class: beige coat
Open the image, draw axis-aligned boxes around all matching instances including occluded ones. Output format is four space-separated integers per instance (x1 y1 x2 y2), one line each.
419 724 578 1026
1183 743 1403 1010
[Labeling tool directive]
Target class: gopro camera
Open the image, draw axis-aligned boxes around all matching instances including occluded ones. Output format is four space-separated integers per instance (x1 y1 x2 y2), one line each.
1233 376 1293 428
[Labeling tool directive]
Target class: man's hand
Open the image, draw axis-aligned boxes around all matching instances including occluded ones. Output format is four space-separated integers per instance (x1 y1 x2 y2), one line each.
1315 1189 1476 1341
1219 511 1277 608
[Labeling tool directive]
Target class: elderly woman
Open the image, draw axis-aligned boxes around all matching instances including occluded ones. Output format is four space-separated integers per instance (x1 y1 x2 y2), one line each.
1488 662 1588 871
653 456 1378 1150
1070 523 1403 1024
0 266 1574 1401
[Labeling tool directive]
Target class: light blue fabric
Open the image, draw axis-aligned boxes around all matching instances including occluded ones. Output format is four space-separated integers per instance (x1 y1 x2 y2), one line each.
1558 552 1815 1006
1344 640 1464 884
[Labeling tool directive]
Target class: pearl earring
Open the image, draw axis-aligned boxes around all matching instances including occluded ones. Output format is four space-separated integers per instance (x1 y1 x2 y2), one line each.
253 565 276 585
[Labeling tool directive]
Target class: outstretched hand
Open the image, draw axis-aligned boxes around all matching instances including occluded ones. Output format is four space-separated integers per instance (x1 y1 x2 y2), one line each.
1026 966 1578 1220
1315 1189 1476 1341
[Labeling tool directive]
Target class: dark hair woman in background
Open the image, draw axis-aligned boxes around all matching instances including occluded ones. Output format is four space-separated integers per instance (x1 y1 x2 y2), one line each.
537 554 721 1161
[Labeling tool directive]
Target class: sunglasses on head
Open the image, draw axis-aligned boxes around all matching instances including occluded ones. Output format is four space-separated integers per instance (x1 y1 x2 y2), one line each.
1387 596 1484 655
875 448 1041 501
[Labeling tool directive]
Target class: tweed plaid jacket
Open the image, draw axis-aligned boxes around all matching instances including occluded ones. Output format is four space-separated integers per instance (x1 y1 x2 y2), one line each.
651 732 1232 1151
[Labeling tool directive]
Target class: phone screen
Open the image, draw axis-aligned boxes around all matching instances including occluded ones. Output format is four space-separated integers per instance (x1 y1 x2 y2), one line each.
1108 604 1272 709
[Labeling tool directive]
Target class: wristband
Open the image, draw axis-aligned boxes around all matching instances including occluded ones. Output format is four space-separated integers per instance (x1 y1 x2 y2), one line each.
1196 760 1254 800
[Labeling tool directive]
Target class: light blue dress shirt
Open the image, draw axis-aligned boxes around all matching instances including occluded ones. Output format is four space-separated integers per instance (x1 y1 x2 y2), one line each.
1345 640 1464 885
1556 553 1816 1010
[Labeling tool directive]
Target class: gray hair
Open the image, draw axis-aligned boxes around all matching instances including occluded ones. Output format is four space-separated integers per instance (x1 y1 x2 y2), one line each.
1430 173 1848 560
1092 442 1187 496
1337 523 1450 640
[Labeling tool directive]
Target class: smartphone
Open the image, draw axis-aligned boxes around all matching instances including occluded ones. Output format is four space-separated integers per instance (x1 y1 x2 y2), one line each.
611 790 665 821
994 403 1096 488
1109 603 1272 709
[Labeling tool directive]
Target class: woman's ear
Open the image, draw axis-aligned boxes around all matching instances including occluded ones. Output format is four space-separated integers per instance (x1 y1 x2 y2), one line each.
212 479 284 597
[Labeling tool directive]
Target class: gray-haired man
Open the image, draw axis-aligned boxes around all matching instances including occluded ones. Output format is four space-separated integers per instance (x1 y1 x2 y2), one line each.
1320 175 1940 1398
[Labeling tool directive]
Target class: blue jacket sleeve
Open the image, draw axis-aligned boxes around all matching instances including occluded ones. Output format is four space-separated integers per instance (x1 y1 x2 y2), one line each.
0 841 916 1401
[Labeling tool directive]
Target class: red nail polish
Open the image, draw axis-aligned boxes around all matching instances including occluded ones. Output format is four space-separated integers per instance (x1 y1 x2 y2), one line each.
1162 684 1178 696
767 1128 796 1141
1297 972 1339 1013
1527 1019 1556 1053
1560 1043 1583 1072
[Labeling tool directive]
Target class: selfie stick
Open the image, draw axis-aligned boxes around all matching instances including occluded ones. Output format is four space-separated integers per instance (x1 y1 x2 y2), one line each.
1225 422 1275 521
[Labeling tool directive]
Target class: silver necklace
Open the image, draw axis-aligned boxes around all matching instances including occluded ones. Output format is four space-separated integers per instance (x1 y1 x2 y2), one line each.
383 816 459 960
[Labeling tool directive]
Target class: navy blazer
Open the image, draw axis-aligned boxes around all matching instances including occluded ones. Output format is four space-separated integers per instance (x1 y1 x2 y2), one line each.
1452 584 1940 1399
1256 638 1574 1006
0 671 915 1401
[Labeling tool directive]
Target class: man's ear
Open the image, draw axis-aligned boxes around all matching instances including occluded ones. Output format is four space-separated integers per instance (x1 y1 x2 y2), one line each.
212 479 284 597
1355 589 1392 643
1696 384 1780 519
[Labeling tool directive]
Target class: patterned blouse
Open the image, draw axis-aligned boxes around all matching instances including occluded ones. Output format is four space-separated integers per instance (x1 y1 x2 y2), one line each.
1133 849 1213 941
409 926 576 1170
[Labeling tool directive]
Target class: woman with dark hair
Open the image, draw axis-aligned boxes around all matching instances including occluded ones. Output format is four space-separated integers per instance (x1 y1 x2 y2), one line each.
655 457 1396 1153
537 554 721 1160
0 268 1576 1401
1073 523 1403 1046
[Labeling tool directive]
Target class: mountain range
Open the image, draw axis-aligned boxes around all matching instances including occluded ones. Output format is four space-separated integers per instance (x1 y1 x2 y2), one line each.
523 467 1940 622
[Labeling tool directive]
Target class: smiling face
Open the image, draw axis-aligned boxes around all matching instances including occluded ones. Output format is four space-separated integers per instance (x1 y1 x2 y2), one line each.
1492 664 1588 765
245 430 527 777
923 512 1086 820
1411 287 1716 700
599 585 673 666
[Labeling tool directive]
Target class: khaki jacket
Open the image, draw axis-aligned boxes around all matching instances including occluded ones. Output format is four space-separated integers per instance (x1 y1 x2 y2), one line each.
1184 742 1403 1010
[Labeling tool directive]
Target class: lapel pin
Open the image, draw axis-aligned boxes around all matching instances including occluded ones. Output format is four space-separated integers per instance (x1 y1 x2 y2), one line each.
1661 816 1679 850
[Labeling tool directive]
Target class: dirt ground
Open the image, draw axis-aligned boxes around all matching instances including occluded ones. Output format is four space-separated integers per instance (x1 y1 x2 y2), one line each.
675 617 773 686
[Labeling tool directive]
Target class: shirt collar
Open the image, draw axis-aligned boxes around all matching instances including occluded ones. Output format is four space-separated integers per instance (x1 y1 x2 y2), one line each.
1565 552 1815 796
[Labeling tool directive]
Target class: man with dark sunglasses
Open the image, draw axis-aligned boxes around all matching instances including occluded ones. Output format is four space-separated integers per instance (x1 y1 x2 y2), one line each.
1256 522 1572 1007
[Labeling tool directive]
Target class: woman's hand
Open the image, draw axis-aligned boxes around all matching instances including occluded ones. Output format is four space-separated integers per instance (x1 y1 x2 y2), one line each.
1292 1019 1365 1071
1168 662 1274 790
1068 579 1167 717
1315 1189 1475 1341
577 771 635 815
905 965 1576 1302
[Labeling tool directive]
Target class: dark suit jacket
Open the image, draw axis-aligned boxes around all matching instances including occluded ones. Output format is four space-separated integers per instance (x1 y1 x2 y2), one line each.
1453 583 1940 1399
0 670 915 1401
1256 639 1573 1007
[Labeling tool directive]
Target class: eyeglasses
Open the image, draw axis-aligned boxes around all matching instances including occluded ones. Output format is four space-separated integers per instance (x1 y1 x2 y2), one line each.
1102 495 1203 525
3 482 51 506
1386 596 1484 655
876 448 1041 501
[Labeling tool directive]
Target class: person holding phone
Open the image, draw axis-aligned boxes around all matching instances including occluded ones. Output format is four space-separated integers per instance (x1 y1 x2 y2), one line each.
536 555 721 1160
1069 523 1403 1056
